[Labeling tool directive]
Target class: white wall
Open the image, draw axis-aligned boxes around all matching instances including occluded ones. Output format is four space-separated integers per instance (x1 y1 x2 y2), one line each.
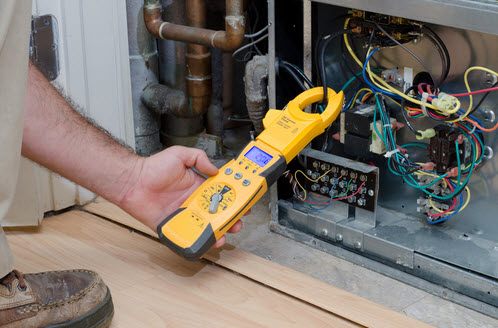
3 0 134 226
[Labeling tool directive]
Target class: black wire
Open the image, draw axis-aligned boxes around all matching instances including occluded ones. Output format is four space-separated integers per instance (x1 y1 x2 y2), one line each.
364 26 376 62
318 29 355 105
400 86 423 136
376 93 421 175
340 37 367 85
281 61 314 88
374 23 437 88
279 62 308 92
469 81 498 116
314 31 327 87
422 25 451 86
422 33 448 88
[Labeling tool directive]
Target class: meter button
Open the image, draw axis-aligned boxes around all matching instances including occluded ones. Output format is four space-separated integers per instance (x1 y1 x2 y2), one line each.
252 169 257 173
224 168 233 175
242 179 251 186
245 166 249 170
234 172 243 180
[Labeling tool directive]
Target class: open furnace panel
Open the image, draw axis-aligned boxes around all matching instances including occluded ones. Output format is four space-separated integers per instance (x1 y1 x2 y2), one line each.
268 0 498 317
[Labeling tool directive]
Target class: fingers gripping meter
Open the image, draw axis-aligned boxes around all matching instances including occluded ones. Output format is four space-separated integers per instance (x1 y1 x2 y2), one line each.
157 88 344 260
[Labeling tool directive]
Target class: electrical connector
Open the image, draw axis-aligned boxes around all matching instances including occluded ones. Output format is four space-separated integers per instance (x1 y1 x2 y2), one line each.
431 92 458 113
415 128 436 140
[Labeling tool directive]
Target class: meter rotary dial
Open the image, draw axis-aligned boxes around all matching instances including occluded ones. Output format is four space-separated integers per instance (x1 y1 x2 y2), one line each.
198 183 236 214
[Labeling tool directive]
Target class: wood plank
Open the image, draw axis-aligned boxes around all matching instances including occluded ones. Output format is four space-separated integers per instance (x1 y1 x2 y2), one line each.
6 210 356 328
84 198 432 328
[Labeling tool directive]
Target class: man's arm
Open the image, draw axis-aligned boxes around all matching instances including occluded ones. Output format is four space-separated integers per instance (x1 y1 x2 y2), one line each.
22 62 242 246
22 61 143 206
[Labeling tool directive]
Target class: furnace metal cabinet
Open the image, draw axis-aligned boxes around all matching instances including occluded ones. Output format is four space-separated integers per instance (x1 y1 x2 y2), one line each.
268 0 498 318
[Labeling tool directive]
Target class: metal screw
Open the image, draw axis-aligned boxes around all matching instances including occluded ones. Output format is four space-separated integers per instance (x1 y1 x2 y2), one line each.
484 146 494 160
395 76 404 84
312 161 320 168
335 234 343 242
354 241 362 249
321 229 328 236
485 73 498 86
358 198 366 206
368 189 374 197
306 169 313 176
484 108 496 123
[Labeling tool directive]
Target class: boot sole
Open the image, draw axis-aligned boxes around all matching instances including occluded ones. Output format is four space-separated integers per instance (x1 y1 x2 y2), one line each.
46 287 114 328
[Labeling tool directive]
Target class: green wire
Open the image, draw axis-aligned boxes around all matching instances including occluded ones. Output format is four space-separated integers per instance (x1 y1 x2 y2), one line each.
405 131 476 200
335 179 353 198
402 142 429 149
341 69 382 92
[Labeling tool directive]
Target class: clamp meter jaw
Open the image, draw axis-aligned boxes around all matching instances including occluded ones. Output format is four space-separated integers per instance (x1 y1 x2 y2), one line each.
157 87 344 261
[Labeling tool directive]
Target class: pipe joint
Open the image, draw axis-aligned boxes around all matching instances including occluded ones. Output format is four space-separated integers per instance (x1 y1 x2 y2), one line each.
144 0 245 52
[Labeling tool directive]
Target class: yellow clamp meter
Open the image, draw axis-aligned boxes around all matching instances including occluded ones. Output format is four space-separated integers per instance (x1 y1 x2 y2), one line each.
158 87 344 260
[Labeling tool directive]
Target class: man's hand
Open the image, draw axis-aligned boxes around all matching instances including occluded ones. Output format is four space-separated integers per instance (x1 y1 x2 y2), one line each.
119 146 244 248
23 63 241 249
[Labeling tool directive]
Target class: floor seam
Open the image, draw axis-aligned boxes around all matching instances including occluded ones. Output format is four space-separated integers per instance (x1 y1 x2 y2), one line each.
399 294 430 313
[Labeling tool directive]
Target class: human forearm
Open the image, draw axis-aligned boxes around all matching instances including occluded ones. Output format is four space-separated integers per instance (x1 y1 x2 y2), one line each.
22 62 143 205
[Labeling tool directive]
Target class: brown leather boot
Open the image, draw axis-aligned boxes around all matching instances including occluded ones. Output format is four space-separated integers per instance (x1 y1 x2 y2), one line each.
0 269 113 327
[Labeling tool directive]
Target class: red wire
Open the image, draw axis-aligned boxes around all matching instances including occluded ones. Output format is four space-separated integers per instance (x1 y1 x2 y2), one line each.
428 178 456 218
455 123 482 158
416 83 498 99
300 182 366 205
451 87 498 97
428 196 457 217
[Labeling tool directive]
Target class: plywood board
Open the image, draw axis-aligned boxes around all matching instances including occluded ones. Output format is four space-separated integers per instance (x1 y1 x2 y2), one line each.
6 210 356 327
84 198 432 328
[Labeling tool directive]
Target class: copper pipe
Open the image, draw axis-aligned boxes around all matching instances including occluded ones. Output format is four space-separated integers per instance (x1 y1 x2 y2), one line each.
185 0 211 116
144 0 245 52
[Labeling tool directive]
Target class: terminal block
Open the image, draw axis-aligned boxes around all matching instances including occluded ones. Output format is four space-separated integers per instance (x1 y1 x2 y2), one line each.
301 149 379 213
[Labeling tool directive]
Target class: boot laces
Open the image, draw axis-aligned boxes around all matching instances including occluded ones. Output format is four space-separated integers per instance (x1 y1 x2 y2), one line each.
0 270 27 291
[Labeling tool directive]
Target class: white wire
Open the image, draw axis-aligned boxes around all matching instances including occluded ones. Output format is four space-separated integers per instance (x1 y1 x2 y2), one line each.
245 24 269 38
232 34 268 58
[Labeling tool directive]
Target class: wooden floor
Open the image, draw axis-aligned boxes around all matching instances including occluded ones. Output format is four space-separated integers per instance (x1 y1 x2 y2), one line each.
5 204 431 327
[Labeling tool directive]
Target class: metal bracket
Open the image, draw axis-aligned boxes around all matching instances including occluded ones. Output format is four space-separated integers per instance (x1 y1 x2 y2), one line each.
30 15 59 81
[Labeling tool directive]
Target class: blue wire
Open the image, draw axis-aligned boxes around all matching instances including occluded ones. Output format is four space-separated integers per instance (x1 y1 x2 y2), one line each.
362 49 401 99
306 179 339 211
344 85 362 111
427 180 464 224
457 109 483 133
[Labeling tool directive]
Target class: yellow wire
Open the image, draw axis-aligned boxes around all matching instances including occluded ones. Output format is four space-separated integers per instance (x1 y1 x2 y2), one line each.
294 169 332 200
365 47 462 115
448 66 498 123
415 170 470 214
342 18 461 115
350 88 373 107
414 170 448 188
428 186 470 214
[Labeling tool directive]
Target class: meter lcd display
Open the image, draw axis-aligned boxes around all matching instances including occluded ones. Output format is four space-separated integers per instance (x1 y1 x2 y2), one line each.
244 146 273 167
